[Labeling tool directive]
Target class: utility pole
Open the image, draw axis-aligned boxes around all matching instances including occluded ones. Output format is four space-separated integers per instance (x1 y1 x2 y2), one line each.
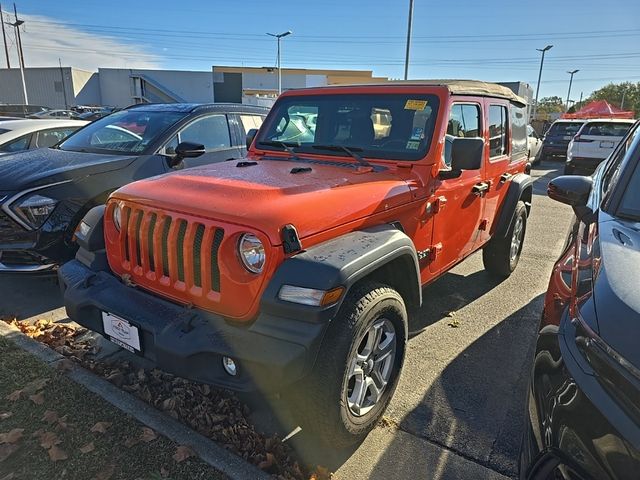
403 0 414 80
0 3 10 68
58 58 68 109
266 31 291 96
621 89 627 109
578 91 583 109
8 3 27 104
532 45 553 120
565 69 579 110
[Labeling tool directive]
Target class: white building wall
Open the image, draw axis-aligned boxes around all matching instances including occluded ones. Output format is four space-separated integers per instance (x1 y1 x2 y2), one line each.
241 72 315 92
0 67 81 108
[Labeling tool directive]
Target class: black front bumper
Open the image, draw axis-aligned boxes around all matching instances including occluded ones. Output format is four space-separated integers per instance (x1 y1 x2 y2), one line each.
58 260 328 392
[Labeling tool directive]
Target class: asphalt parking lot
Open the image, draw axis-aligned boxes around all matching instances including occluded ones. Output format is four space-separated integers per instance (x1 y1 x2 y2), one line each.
0 161 573 479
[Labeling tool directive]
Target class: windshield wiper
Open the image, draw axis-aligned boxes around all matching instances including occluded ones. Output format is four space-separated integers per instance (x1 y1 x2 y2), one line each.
311 144 371 167
257 140 301 160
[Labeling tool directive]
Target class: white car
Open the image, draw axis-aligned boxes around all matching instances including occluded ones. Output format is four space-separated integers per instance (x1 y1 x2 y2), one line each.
0 119 88 156
565 118 635 174
527 124 542 164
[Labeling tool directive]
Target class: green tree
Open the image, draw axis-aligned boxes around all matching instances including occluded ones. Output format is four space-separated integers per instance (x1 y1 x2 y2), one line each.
536 96 565 114
588 81 640 115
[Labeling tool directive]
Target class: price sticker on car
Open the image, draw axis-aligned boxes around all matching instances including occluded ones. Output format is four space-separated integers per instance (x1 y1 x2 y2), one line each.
101 312 141 353
404 99 428 111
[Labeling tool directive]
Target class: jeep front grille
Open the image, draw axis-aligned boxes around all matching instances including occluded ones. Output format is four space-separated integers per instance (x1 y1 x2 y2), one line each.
119 205 224 295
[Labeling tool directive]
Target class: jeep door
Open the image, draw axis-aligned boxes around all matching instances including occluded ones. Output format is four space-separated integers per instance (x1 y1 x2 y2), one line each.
164 114 241 167
428 101 486 275
479 101 527 245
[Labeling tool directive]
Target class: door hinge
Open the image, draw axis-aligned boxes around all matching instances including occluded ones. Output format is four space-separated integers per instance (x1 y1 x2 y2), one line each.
425 196 447 215
479 219 488 231
418 243 442 263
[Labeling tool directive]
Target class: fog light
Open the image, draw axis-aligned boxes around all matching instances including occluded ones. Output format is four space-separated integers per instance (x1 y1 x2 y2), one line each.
222 356 237 376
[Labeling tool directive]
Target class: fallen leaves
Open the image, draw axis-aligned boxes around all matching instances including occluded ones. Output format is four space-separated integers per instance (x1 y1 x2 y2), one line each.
172 445 194 463
90 422 111 434
79 442 95 454
35 431 61 449
47 445 68 462
0 429 24 444
0 444 18 462
29 392 45 405
93 464 115 480
5 390 22 402
140 427 157 443
0 413 12 421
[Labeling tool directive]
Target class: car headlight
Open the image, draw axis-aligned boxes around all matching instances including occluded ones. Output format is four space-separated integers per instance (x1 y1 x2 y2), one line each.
11 194 58 229
237 233 265 273
113 203 122 232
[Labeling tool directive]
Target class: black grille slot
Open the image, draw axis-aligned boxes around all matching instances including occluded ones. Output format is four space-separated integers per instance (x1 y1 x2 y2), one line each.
176 220 188 282
147 213 157 271
134 210 143 266
192 224 205 287
161 217 172 276
210 229 224 292
123 207 131 261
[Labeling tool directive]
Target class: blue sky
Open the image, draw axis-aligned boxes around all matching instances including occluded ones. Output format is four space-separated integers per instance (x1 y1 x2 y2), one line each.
10 0 640 101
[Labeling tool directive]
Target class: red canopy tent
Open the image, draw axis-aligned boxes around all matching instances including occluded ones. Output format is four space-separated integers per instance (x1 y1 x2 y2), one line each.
562 100 634 119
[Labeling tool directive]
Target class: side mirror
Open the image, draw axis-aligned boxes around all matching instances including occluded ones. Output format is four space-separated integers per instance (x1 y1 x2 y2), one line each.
438 138 484 180
175 141 205 158
548 175 593 218
246 128 258 150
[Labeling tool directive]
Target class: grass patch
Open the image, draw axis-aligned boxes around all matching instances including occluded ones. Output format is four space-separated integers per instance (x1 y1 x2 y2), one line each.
0 336 226 480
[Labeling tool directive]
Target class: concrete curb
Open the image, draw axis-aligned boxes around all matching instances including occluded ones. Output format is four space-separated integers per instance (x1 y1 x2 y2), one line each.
0 321 269 480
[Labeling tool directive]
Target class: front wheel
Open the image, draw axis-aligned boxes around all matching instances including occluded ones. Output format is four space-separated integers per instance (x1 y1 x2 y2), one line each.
289 282 407 447
483 201 527 277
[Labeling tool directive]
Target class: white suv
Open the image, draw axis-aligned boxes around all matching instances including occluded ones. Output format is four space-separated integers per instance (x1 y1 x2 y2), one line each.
565 119 635 174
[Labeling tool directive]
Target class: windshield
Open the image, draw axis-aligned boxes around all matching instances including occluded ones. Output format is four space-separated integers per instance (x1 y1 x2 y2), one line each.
256 93 440 161
58 109 186 154
547 122 583 136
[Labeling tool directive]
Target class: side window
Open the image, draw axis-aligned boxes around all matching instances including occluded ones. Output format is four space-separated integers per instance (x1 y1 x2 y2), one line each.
34 128 77 148
164 135 179 155
510 105 527 161
0 134 32 153
444 103 480 167
179 115 231 151
239 115 264 135
489 105 508 158
602 123 640 197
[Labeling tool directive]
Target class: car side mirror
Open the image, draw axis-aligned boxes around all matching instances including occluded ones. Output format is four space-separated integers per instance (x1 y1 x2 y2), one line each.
246 128 258 150
167 142 205 167
548 175 593 218
439 137 484 180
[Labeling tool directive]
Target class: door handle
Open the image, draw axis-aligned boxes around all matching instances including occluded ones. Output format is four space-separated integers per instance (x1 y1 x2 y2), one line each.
499 173 513 183
472 182 490 196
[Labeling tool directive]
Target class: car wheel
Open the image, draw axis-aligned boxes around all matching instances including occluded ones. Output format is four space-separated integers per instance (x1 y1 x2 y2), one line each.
289 281 407 447
483 201 527 277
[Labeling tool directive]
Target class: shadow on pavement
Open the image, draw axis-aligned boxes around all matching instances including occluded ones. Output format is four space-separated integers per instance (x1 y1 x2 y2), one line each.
366 293 544 479
0 273 63 319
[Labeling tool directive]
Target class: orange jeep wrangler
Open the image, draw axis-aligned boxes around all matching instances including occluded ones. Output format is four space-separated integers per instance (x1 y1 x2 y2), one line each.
60 81 533 446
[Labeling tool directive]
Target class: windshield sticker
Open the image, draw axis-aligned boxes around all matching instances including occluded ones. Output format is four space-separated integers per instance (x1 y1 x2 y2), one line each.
406 140 420 150
404 99 428 111
410 127 424 140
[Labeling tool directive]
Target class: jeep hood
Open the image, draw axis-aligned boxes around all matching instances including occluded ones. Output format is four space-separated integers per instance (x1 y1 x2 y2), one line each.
112 159 414 245
0 147 137 191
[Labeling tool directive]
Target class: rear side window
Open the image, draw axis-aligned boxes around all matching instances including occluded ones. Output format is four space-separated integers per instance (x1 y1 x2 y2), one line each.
510 105 527 160
489 105 508 158
34 128 78 148
239 114 264 133
548 122 583 136
0 133 31 153
0 128 9 135
581 122 633 137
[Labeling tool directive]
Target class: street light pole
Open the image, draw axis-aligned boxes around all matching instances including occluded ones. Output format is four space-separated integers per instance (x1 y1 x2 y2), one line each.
7 3 27 105
532 45 553 120
565 69 579 110
0 3 10 68
267 31 292 96
403 0 414 80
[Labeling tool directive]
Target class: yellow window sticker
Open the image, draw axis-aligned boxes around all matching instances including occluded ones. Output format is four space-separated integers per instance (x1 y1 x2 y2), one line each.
404 99 428 110
406 141 420 150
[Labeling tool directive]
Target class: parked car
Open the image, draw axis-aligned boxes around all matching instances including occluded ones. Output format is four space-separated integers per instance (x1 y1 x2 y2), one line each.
29 109 81 120
0 104 48 118
59 80 533 447
527 124 542 164
538 119 585 161
565 119 635 175
0 119 88 156
519 120 640 480
78 110 112 122
0 103 268 272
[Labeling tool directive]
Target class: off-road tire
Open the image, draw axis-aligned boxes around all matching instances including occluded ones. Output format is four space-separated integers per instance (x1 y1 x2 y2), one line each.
482 201 527 277
289 281 407 448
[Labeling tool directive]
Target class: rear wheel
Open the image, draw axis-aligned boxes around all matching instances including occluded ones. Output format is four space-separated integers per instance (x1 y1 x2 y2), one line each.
289 281 407 447
483 201 527 277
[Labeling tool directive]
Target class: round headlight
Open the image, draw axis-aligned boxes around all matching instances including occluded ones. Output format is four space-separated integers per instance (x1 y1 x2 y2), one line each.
238 233 265 273
113 203 122 232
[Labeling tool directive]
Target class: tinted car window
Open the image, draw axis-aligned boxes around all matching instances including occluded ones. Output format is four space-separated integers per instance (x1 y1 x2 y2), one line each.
619 161 640 220
180 115 231 151
489 105 508 157
258 94 440 161
603 123 640 197
59 110 186 154
0 133 31 153
547 122 583 136
448 104 480 138
581 122 633 137
34 128 79 148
